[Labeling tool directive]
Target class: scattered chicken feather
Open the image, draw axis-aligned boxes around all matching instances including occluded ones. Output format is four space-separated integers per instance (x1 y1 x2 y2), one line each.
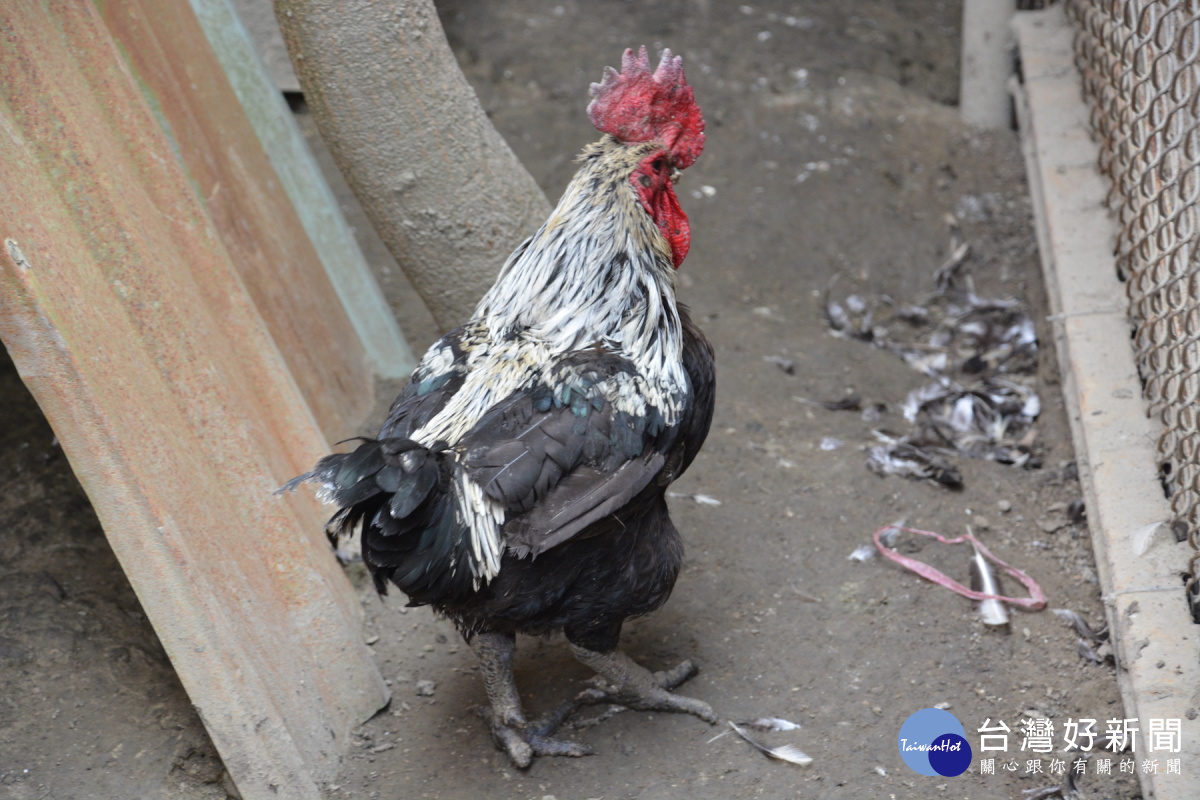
728 722 813 766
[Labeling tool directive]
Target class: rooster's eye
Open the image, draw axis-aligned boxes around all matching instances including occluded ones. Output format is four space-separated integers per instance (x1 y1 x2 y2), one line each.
651 158 665 172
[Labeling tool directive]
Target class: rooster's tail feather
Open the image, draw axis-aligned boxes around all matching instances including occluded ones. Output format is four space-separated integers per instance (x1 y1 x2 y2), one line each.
284 439 477 602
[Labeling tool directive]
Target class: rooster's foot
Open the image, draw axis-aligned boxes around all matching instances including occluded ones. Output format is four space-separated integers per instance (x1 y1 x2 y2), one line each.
469 631 593 768
476 706 593 768
570 646 718 723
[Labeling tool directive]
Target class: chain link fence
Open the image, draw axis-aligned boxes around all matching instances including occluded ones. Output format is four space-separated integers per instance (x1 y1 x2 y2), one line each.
1064 0 1200 620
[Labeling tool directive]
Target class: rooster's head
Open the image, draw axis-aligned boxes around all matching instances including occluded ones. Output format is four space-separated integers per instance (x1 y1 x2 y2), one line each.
588 47 705 268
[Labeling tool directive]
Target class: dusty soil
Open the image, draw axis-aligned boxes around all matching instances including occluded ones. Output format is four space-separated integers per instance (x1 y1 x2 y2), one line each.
0 1 1143 799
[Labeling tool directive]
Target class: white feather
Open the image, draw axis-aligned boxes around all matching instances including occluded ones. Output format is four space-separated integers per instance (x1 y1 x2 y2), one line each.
455 472 505 586
738 717 802 732
729 723 813 766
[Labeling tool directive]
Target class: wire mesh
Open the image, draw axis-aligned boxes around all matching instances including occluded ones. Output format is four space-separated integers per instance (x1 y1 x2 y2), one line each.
1064 0 1200 620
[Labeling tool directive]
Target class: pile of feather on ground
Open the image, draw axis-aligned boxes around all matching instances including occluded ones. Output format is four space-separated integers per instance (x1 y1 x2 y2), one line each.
822 220 1041 489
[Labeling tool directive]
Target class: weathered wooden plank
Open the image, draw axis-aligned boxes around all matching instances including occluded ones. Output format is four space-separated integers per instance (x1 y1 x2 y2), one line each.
229 0 302 92
0 2 388 798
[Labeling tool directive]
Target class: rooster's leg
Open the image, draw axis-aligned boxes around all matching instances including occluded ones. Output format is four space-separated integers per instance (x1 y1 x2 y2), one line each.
567 628 718 724
468 631 593 768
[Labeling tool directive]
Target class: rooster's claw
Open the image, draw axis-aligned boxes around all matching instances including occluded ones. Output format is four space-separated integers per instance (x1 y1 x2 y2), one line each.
571 648 718 725
476 706 594 768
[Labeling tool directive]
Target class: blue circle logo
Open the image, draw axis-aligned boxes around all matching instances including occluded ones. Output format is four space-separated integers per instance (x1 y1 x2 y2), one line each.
898 708 973 777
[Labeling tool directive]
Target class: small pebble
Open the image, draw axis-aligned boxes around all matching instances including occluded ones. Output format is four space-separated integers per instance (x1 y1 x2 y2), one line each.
861 403 883 423
763 354 795 374
998 499 1012 513
848 544 875 562
416 680 436 697
365 635 379 646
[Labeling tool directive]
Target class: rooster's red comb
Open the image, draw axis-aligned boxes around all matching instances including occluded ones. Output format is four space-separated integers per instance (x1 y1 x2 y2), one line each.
587 47 705 170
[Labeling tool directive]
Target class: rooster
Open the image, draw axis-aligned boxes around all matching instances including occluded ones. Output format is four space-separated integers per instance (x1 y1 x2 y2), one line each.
287 46 715 767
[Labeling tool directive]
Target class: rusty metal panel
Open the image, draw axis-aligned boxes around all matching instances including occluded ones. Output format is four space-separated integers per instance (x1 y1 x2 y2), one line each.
98 0 376 444
191 0 416 380
0 3 388 798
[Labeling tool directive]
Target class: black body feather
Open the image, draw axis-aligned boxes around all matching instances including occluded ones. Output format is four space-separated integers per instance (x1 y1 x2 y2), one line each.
297 135 716 652
312 309 713 646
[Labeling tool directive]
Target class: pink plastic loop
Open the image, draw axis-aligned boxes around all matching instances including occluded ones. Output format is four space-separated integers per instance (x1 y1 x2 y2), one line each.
873 524 1047 610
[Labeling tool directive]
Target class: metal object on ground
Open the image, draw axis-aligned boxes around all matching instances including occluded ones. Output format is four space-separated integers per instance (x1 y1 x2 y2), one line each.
970 542 1011 626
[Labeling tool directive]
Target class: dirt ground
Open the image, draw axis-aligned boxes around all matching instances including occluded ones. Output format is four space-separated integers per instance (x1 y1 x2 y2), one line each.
0 1 1145 799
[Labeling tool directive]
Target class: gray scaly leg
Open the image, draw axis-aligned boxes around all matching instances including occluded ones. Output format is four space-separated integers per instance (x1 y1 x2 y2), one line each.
570 645 718 723
469 631 593 768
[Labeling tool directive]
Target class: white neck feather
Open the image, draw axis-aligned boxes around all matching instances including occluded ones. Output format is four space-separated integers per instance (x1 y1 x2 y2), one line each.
473 145 684 383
